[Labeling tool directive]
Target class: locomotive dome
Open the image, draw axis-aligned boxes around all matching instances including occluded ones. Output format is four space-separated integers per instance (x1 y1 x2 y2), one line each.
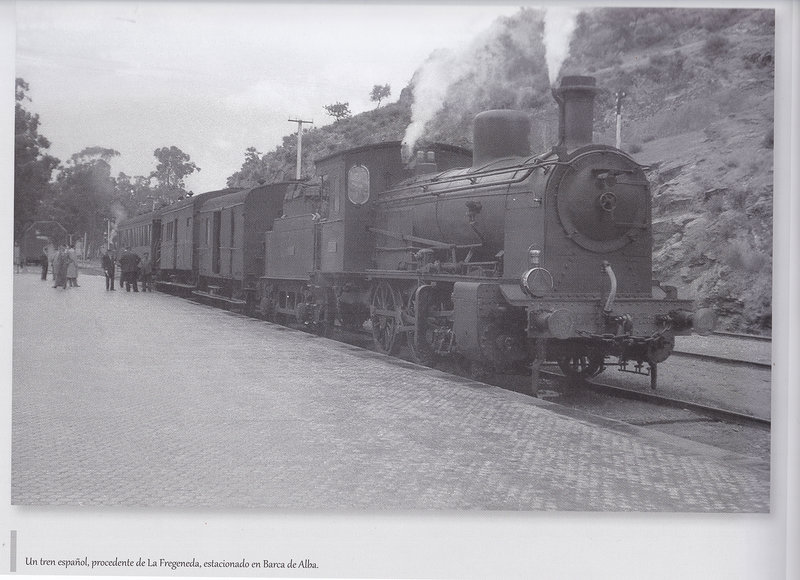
472 110 531 166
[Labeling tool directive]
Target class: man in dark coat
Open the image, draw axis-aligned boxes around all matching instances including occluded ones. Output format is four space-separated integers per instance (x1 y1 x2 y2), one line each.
118 247 141 292
39 247 49 280
53 246 68 289
101 248 116 291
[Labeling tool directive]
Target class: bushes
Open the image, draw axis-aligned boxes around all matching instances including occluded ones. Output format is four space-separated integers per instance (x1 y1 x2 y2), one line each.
723 240 768 273
762 127 773 149
632 51 689 86
703 33 730 58
626 100 717 143
698 9 740 32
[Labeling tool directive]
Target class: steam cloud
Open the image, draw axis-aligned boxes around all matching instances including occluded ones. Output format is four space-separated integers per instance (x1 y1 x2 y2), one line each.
109 202 127 247
401 17 522 159
401 48 472 161
543 6 579 85
401 8 580 157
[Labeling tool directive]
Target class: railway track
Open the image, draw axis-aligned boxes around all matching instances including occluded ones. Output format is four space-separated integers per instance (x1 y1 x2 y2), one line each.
713 330 771 341
673 330 772 369
671 350 771 369
548 371 771 429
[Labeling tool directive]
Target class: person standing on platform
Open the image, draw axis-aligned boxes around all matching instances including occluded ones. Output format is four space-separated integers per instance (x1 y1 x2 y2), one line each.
119 246 141 292
39 247 49 280
14 241 23 273
53 246 68 289
139 252 152 292
66 245 79 287
101 248 116 291
50 246 57 281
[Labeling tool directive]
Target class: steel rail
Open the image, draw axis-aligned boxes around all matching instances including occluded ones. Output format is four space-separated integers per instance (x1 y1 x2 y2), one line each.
538 370 771 429
713 330 772 342
670 350 771 369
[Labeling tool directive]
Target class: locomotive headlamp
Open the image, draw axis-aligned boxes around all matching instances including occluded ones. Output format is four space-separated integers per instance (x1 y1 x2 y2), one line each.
520 267 553 297
528 246 541 266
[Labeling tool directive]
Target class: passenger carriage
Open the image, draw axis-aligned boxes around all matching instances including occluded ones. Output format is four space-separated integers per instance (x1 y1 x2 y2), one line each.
193 183 287 307
116 210 161 270
155 188 239 294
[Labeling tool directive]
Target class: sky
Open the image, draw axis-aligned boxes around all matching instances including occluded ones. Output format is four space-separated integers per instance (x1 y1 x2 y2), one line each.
15 1 524 193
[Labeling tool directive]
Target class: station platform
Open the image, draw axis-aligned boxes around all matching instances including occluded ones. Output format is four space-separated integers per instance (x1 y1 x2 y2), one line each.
11 272 769 511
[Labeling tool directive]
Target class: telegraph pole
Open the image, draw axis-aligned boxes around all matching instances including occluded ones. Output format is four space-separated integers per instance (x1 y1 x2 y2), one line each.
614 89 627 149
289 118 314 179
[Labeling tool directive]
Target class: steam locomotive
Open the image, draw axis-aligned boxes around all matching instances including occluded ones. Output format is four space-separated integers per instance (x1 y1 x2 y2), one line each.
117 75 715 392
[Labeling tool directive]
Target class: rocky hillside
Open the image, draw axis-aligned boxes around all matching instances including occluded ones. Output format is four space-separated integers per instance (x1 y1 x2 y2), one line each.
574 9 775 333
229 7 774 333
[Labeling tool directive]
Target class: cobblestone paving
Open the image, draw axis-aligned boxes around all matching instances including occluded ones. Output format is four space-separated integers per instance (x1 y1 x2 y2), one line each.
11 273 769 510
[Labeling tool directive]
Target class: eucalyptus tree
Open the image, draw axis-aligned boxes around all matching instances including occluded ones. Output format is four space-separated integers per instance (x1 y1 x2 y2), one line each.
50 146 120 249
14 78 59 238
150 146 200 201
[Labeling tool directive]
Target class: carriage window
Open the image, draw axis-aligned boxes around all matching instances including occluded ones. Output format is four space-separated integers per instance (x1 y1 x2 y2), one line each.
347 165 370 205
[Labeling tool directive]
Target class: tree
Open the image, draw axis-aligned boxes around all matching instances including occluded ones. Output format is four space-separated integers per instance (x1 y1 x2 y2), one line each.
14 78 59 238
50 146 120 250
114 172 156 215
227 147 268 187
370 84 391 108
149 146 200 200
323 102 352 121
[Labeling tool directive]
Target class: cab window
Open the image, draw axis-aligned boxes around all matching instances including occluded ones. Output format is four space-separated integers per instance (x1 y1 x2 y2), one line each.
347 165 370 205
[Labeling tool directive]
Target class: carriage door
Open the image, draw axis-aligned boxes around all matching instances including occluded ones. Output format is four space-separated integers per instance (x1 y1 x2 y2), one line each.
171 218 178 269
229 209 235 276
212 210 222 274
153 221 162 269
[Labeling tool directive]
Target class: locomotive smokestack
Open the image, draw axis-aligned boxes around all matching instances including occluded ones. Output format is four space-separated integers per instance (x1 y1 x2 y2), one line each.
472 110 531 167
552 75 599 150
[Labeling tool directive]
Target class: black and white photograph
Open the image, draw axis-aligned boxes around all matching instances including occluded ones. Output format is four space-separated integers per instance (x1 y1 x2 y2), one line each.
3 1 796 578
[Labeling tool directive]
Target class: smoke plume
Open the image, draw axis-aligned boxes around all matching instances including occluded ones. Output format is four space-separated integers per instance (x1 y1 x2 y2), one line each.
401 48 472 161
109 201 127 247
400 9 553 159
543 6 579 85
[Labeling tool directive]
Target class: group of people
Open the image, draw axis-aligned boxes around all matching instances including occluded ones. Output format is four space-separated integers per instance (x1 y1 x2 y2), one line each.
45 245 81 289
19 241 153 293
101 247 152 292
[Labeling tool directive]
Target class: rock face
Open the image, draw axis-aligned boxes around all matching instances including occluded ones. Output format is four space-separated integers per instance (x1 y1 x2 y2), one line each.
565 9 775 334
635 80 773 332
